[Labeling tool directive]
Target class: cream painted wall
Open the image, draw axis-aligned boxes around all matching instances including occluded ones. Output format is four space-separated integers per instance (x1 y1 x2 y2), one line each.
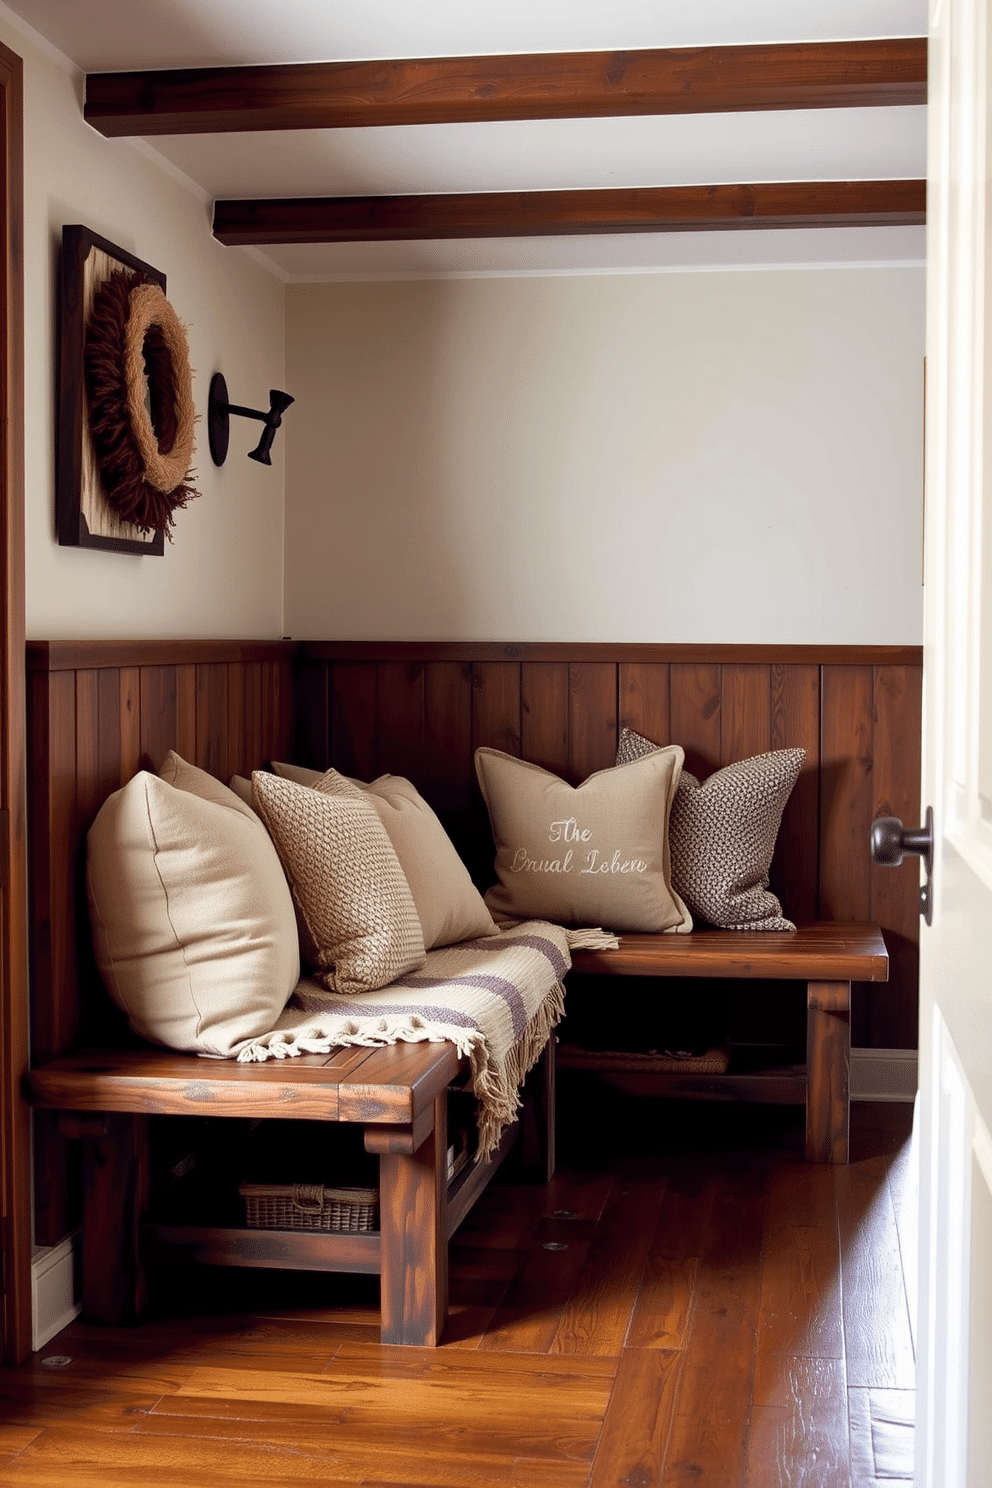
3 14 287 640
285 268 924 644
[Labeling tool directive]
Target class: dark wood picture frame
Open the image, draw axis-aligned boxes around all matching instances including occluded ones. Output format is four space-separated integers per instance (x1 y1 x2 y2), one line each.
57 224 166 557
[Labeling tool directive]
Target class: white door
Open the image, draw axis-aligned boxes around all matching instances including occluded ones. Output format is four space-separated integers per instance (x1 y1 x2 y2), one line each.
918 0 992 1480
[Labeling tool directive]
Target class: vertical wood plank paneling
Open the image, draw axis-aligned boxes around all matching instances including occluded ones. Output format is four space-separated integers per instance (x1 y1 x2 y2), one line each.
117 667 140 782
568 663 618 781
423 662 474 812
259 659 285 767
274 658 294 763
619 662 671 746
821 666 875 1047
819 667 874 922
226 663 246 781
721 665 772 765
771 664 821 926
521 662 569 776
174 664 197 763
74 670 101 827
293 659 330 769
29 670 75 1062
138 666 176 774
471 664 521 758
195 664 228 780
30 669 78 1247
670 664 722 777
242 662 264 771
97 669 123 797
377 662 425 781
869 666 923 1050
331 664 378 779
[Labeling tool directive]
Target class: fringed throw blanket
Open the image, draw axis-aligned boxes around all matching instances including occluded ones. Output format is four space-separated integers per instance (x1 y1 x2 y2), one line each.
236 921 614 1160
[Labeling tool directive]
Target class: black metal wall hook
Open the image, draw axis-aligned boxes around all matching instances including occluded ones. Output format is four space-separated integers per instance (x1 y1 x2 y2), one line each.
208 372 294 466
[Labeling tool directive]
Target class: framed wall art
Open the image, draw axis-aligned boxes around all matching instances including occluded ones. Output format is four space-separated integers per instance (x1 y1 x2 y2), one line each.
57 225 198 556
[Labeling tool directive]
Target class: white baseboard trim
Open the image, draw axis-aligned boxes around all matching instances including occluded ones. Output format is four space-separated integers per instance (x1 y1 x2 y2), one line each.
850 1047 918 1103
31 1232 81 1352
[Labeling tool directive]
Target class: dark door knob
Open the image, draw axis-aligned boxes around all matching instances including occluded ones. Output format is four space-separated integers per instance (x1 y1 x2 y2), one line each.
870 806 934 924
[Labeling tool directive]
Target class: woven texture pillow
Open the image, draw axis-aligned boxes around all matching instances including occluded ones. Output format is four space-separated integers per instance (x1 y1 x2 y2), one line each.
475 746 691 934
617 728 804 931
86 756 300 1058
252 771 426 994
315 770 497 949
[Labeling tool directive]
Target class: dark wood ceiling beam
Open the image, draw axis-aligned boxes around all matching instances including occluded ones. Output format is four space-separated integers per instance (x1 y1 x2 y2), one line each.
212 180 926 245
86 38 926 137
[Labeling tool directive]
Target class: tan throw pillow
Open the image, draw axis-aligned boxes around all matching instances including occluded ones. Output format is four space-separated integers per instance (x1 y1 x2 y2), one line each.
474 747 691 934
315 770 497 949
617 728 805 931
251 771 426 994
86 759 300 1058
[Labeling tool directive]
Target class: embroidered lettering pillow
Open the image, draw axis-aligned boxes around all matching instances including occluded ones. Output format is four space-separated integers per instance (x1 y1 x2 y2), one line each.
474 747 692 934
616 728 805 931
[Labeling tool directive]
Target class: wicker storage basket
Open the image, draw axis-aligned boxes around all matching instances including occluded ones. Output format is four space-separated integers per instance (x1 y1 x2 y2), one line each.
239 1182 379 1233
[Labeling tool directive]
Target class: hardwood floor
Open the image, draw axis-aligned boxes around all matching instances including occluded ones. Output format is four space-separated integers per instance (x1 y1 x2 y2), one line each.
0 1092 915 1486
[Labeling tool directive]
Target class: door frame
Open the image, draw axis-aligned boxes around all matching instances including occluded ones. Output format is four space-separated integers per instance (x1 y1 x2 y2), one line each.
0 38 30 1365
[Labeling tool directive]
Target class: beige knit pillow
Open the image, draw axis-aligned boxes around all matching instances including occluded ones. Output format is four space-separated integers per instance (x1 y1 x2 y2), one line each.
616 728 804 930
314 770 496 949
475 747 691 934
251 771 426 994
86 759 300 1058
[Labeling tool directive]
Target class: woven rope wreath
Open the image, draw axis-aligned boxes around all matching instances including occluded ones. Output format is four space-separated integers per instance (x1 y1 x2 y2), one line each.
85 270 199 537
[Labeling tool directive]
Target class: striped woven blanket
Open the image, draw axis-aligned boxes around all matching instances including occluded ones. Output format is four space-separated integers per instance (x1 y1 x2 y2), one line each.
236 920 591 1160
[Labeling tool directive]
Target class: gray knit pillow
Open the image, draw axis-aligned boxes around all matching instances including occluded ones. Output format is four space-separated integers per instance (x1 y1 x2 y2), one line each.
616 729 804 931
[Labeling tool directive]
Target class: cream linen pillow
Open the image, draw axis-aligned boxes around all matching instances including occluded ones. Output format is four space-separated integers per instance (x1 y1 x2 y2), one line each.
251 771 426 994
315 770 496 948
616 728 805 931
474 747 691 934
86 757 300 1058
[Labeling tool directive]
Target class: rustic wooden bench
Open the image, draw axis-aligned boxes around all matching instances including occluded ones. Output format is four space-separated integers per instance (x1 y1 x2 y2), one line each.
25 1038 554 1346
563 921 889 1164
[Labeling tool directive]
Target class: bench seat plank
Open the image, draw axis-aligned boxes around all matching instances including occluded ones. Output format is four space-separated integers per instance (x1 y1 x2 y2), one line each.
569 922 889 982
25 1042 463 1123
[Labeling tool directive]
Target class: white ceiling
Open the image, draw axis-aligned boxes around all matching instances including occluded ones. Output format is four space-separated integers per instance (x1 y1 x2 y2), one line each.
0 0 929 279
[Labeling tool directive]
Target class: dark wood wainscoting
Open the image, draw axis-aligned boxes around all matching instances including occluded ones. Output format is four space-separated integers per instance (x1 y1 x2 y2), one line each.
26 640 295 1245
296 641 923 1058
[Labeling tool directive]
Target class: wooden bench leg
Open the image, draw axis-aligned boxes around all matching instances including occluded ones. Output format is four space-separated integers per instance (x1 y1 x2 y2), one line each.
806 980 851 1164
519 1036 556 1183
73 1113 149 1323
373 1092 448 1346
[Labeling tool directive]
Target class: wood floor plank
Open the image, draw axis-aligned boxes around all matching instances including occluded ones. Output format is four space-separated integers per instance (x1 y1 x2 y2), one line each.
755 1221 844 1364
169 1359 609 1429
139 1397 599 1466
588 1347 682 1488
848 1388 880 1485
2 1420 586 1486
330 1339 617 1379
626 1164 711 1350
477 1221 593 1354
835 1159 915 1389
661 1184 768 1487
745 1357 850 1487
551 1177 665 1355
868 1388 915 1479
0 1425 43 1453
